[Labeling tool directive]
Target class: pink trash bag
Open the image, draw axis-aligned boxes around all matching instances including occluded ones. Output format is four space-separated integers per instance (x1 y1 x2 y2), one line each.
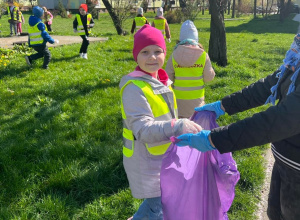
160 111 240 220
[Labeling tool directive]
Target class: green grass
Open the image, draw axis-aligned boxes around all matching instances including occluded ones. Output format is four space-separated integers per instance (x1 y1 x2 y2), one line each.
0 10 299 219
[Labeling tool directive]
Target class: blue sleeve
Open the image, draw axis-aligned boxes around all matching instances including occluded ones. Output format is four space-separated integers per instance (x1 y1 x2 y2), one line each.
37 22 55 44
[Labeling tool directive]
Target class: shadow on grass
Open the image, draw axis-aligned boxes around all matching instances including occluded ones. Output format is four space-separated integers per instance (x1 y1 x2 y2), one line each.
227 14 298 34
0 78 126 210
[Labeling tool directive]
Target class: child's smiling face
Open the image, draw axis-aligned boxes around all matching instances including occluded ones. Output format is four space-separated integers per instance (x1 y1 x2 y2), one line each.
137 45 165 74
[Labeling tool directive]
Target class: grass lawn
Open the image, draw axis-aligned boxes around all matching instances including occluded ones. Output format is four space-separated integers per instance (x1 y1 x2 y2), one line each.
0 10 299 219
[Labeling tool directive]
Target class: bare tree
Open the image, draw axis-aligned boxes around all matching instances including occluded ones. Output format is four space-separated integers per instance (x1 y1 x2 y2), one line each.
101 0 133 35
231 0 235 17
209 0 228 66
182 0 202 21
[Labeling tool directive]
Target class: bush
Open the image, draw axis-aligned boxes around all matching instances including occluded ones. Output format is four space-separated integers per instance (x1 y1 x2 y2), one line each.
165 9 183 24
57 0 67 18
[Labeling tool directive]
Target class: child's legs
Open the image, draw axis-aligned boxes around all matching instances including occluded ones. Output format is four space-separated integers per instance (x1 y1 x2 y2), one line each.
79 35 90 53
42 46 51 68
133 197 163 220
30 45 51 67
17 23 22 33
30 46 45 61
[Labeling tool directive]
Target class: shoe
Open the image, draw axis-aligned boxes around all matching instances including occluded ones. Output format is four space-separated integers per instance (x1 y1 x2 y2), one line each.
10 33 13 37
25 56 32 66
82 53 88 59
42 66 49 69
79 53 83 58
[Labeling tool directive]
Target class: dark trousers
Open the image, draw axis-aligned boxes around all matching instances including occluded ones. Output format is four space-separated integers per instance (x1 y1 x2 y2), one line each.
79 35 89 54
267 160 300 220
29 45 51 68
45 22 52 32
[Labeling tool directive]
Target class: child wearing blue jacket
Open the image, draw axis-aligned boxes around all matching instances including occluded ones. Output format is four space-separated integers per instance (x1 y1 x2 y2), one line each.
25 6 58 69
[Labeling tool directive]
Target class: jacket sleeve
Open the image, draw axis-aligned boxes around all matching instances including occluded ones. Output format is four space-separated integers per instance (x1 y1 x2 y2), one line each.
131 19 136 34
203 53 215 83
165 20 171 39
222 70 279 115
165 54 175 83
38 22 54 44
211 83 300 153
73 16 78 29
122 83 178 144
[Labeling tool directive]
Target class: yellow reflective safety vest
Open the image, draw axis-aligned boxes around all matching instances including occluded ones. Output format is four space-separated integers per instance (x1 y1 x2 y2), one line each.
7 6 18 21
134 16 147 31
28 22 45 45
153 19 166 38
120 79 177 157
172 51 206 100
17 11 22 22
76 14 92 35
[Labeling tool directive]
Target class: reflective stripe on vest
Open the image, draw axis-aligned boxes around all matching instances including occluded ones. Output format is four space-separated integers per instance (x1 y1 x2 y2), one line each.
135 17 147 31
120 80 177 157
153 19 166 38
8 6 18 20
76 14 92 35
28 22 44 45
172 51 206 100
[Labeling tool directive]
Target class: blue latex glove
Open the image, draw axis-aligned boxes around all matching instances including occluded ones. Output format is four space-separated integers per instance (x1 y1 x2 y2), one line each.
194 101 225 119
176 130 216 152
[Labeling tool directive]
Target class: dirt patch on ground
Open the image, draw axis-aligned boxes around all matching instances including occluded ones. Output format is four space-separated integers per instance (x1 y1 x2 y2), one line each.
0 35 108 49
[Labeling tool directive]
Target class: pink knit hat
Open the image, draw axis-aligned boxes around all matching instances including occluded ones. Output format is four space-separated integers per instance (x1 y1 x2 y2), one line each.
133 24 166 62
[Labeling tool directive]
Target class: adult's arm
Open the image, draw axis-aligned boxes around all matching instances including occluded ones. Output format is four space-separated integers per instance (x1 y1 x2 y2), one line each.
222 70 279 115
211 78 300 153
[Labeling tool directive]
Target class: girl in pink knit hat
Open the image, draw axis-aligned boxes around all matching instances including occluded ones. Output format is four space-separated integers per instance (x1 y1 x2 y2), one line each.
119 24 202 219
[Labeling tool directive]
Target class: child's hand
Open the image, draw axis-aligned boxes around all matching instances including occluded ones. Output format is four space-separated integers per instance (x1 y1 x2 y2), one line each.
73 28 78 33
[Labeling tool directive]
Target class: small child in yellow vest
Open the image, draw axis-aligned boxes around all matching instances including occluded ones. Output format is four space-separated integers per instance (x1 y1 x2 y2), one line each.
25 6 59 69
16 9 25 36
119 24 202 220
73 4 94 59
151 7 171 43
165 20 216 118
130 7 149 34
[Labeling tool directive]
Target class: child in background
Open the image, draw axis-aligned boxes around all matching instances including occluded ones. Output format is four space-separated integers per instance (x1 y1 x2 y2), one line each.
42 7 53 32
25 6 58 69
119 24 201 220
165 20 215 118
73 4 94 59
151 7 171 43
16 9 25 35
130 7 149 34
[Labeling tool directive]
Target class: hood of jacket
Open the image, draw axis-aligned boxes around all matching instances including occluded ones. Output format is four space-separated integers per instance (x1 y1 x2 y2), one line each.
29 15 43 28
173 44 205 67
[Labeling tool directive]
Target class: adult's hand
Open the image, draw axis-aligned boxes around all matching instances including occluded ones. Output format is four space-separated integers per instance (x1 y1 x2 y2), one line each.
176 130 215 152
195 101 225 119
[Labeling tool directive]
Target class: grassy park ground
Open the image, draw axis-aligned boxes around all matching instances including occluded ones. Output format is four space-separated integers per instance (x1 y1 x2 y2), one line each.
0 11 299 219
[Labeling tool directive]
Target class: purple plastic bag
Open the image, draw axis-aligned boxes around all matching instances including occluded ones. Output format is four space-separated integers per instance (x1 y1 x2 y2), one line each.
161 111 240 220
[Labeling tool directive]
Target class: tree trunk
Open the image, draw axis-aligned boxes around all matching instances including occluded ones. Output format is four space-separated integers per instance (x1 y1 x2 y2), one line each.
279 0 284 21
209 0 227 66
102 0 123 35
254 0 257 18
227 0 231 15
232 0 235 18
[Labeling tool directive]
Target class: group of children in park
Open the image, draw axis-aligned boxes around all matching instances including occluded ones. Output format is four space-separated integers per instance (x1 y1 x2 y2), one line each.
14 2 300 219
25 4 94 69
131 7 171 43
